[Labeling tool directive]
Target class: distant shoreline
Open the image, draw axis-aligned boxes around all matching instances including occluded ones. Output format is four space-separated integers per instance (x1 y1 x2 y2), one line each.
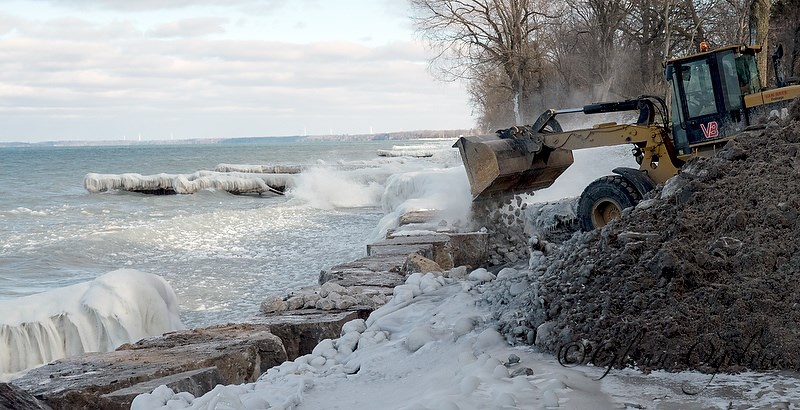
0 129 475 148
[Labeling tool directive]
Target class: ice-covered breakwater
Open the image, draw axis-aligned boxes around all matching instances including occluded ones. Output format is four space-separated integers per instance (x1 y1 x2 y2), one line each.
213 163 304 174
0 269 184 380
84 170 295 195
376 143 458 158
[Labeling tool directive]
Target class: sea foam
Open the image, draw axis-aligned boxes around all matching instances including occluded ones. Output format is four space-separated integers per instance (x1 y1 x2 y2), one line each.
0 269 184 380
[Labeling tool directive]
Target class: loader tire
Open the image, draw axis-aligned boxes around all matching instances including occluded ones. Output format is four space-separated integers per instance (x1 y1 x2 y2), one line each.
578 175 641 231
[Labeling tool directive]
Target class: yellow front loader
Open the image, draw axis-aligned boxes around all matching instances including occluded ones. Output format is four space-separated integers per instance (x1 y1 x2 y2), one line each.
455 44 800 230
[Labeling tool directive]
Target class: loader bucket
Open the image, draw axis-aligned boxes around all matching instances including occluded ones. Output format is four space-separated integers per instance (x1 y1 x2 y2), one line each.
454 135 574 200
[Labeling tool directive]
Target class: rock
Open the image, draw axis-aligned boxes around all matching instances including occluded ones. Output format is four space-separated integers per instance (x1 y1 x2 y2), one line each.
320 282 348 298
398 210 441 225
320 253 409 288
335 295 358 310
444 233 488 269
404 254 443 274
507 354 520 365
717 140 747 161
370 234 455 269
367 243 435 260
468 268 496 282
301 293 319 308
260 295 288 313
255 310 361 360
510 367 534 377
101 368 220 409
371 294 388 305
316 298 336 310
0 383 52 410
286 296 305 311
342 319 367 335
11 324 287 410
448 266 469 280
353 292 376 307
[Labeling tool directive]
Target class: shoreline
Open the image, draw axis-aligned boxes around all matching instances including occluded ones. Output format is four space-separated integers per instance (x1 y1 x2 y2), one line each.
6 209 492 409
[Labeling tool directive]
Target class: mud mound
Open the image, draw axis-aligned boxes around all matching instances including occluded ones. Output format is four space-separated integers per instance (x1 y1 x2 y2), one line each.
491 103 800 372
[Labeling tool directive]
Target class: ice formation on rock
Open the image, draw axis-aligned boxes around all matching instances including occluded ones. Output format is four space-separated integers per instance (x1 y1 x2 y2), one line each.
377 143 458 158
0 269 184 380
214 164 303 174
84 171 294 195
373 167 472 240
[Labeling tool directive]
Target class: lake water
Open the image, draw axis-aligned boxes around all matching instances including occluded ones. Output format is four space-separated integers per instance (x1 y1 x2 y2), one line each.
0 139 462 327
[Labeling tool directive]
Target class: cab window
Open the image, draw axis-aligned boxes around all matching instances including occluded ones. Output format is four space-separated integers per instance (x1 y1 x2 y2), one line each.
720 52 743 110
680 60 717 119
735 53 761 94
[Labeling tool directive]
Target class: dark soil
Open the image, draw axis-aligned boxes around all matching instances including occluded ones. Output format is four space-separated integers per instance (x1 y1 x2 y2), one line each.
490 99 800 372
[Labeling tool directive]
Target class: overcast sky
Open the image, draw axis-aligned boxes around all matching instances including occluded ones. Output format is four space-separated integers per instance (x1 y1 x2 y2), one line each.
0 0 472 142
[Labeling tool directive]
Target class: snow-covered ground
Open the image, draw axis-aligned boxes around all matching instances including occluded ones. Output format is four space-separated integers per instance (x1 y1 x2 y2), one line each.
133 268 800 409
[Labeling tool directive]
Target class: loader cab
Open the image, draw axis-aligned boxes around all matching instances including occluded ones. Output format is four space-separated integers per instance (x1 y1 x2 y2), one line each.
666 45 761 156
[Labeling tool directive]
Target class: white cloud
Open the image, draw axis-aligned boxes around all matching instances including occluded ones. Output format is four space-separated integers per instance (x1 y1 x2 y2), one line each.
147 17 228 38
0 2 473 141
33 0 286 12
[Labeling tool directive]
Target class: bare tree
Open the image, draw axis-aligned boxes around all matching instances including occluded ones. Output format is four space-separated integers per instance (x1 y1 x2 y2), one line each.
410 0 557 124
411 0 789 130
467 66 516 131
559 0 632 99
772 0 800 79
749 0 771 81
716 0 751 44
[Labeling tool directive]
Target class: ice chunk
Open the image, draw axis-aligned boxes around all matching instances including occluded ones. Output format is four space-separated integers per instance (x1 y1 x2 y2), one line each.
468 268 496 282
406 326 435 352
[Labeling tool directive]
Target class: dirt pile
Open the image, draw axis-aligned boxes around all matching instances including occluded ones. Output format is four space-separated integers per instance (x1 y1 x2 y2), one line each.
491 101 800 372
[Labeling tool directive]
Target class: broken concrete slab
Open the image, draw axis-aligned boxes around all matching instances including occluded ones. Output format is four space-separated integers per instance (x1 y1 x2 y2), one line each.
445 232 489 268
369 234 452 269
100 367 222 410
11 324 287 410
398 210 441 225
319 268 406 288
371 232 488 270
253 310 362 360
372 234 450 246
366 243 434 259
325 254 410 275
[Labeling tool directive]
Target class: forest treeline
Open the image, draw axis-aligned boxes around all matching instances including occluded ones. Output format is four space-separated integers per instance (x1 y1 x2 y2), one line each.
410 0 800 131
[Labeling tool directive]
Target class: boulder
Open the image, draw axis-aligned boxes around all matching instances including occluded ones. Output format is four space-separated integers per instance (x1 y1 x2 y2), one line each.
100 368 222 409
319 266 406 288
366 243 435 260
255 310 361 360
260 294 288 313
445 232 489 268
11 324 287 410
404 254 443 274
0 383 52 410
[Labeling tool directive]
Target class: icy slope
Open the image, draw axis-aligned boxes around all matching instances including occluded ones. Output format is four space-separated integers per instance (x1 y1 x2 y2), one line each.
135 268 800 409
134 271 616 409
